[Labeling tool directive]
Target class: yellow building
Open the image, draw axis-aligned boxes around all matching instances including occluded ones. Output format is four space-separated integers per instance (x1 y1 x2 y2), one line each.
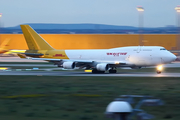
0 34 179 50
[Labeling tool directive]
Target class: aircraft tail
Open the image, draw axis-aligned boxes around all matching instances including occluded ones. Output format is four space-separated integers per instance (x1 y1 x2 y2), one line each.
0 38 11 49
20 25 54 50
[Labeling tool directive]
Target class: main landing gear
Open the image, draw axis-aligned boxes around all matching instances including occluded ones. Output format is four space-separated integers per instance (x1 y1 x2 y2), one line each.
109 67 117 73
92 69 105 74
91 68 117 74
109 69 117 73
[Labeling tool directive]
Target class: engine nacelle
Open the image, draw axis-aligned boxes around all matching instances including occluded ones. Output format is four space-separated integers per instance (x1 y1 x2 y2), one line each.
63 62 75 69
96 63 109 71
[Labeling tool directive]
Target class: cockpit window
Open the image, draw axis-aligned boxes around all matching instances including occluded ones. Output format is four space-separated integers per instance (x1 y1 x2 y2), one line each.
160 48 166 50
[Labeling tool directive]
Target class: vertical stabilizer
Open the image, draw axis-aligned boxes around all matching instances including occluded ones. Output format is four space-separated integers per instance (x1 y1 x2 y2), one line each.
0 38 11 49
20 25 54 50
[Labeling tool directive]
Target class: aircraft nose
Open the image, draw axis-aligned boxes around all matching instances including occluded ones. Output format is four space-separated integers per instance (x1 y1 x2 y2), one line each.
172 54 177 61
167 53 177 62
162 52 176 63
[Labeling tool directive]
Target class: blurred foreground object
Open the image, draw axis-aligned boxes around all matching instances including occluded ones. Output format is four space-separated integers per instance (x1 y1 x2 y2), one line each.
105 95 164 120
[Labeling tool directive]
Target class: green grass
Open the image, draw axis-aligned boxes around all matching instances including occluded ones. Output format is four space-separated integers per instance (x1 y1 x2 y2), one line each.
0 76 179 120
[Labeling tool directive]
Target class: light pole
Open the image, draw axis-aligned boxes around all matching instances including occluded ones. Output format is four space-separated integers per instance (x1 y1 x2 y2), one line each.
175 6 180 51
137 6 144 46
0 13 2 28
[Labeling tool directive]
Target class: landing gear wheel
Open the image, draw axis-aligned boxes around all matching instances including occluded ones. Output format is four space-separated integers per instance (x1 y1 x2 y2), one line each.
92 69 105 74
157 70 161 74
109 69 117 73
99 71 105 73
92 69 97 73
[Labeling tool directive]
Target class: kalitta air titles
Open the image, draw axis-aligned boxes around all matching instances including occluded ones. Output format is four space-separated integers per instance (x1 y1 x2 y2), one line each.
106 52 127 56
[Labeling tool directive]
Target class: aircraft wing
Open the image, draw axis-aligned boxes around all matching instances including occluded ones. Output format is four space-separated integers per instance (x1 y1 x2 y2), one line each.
32 58 94 63
31 58 128 65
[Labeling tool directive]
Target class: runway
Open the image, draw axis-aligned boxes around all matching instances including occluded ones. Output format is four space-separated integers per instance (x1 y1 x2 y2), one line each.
0 61 180 67
0 71 180 77
0 57 180 77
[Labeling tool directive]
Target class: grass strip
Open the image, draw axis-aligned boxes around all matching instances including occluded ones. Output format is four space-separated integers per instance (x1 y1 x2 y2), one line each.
0 76 179 120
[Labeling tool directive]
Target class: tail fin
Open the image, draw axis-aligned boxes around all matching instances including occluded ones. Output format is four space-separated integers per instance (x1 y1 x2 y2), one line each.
20 25 54 50
0 38 11 49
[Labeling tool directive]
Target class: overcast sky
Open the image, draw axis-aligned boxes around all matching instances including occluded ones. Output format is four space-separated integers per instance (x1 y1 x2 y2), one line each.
0 0 179 27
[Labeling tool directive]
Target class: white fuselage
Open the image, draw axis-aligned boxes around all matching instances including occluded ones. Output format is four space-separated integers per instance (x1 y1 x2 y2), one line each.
65 46 176 67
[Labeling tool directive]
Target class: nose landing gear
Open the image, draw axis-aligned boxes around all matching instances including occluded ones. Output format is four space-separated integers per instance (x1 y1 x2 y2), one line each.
157 70 161 74
156 65 163 74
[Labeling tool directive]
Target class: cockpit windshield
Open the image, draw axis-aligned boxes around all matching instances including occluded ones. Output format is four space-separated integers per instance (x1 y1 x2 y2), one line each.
160 48 166 50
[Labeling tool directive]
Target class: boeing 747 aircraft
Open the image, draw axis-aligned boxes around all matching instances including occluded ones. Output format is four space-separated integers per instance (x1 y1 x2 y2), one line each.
19 25 176 74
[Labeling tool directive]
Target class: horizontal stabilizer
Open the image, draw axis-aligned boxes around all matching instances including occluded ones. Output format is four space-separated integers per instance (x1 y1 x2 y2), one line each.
22 53 44 56
17 54 26 58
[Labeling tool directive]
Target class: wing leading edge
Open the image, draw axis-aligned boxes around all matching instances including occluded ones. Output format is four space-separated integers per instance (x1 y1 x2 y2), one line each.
31 58 129 65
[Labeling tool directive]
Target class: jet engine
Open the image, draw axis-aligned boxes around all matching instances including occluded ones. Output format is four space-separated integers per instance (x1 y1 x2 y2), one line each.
96 63 109 71
63 62 76 69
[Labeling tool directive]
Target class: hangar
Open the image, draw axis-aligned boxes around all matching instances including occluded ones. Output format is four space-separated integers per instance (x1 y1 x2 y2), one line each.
0 34 179 51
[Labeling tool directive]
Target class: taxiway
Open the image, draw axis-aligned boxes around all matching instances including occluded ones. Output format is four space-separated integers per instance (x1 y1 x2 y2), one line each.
0 71 180 77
